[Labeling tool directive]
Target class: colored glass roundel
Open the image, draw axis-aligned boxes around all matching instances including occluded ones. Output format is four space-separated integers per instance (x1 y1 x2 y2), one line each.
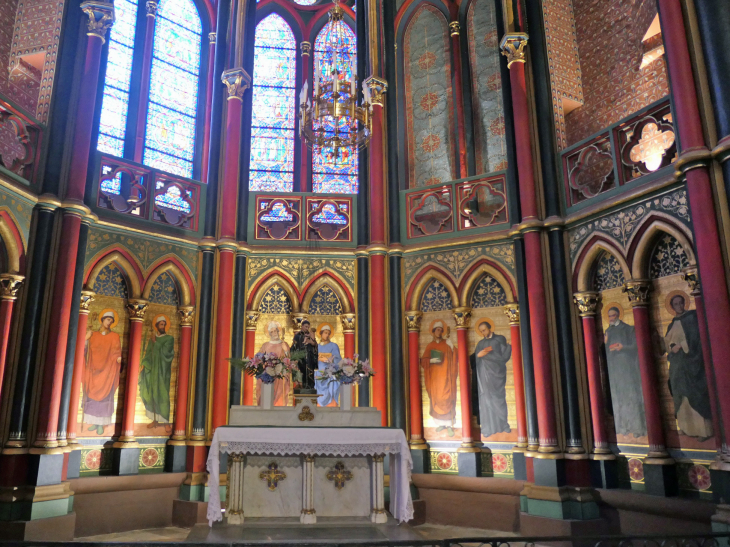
97 0 139 157
143 0 203 179
312 20 358 194
249 14 297 192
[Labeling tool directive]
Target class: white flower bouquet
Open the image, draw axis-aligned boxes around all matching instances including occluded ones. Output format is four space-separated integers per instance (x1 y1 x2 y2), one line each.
322 355 374 385
229 352 297 384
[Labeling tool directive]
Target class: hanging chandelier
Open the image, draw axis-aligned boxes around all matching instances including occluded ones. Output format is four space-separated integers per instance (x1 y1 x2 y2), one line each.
299 0 373 162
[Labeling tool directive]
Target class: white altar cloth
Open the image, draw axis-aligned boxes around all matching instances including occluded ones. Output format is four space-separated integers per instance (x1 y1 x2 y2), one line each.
206 426 413 525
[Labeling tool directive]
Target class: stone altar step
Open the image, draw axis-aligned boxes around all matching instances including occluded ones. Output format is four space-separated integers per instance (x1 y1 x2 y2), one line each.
185 517 424 544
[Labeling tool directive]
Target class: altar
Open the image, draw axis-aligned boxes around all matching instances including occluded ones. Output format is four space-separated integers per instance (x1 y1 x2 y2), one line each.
206 401 414 526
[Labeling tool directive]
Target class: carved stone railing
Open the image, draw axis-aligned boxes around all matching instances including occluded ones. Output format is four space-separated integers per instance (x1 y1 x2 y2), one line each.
561 97 675 210
0 93 44 185
93 154 205 235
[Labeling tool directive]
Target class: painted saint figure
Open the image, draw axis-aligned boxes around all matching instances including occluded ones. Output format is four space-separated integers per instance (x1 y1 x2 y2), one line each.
472 320 512 438
315 324 342 406
420 321 458 437
292 319 318 392
258 321 291 406
83 310 123 435
139 315 175 429
664 294 713 440
604 307 647 437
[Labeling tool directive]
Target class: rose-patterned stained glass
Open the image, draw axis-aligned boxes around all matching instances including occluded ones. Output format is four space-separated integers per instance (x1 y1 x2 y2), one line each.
249 14 296 192
97 0 138 157
312 20 358 194
143 0 202 179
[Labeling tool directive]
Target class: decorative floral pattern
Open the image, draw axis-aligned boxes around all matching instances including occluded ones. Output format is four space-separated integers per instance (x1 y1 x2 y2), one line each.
470 275 507 308
404 243 515 286
628 458 644 481
688 464 711 491
148 271 180 306
492 453 509 473
435 452 454 470
92 263 130 298
247 257 355 290
307 285 343 315
259 285 293 314
593 253 625 291
141 448 160 467
420 280 453 312
84 449 102 470
649 234 690 279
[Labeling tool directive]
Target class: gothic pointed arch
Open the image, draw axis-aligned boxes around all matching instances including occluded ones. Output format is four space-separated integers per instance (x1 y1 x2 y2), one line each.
575 239 630 292
301 274 352 314
85 250 142 298
0 211 25 274
142 261 193 306
408 267 458 311
459 261 516 306
250 273 300 313
630 219 695 279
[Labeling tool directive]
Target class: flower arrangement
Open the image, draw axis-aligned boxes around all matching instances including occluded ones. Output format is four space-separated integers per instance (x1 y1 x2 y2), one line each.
229 352 297 384
320 355 374 385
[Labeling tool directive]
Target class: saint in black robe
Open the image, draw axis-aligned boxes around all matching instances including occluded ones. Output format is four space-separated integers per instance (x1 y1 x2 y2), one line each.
472 333 512 438
604 320 647 437
292 330 318 391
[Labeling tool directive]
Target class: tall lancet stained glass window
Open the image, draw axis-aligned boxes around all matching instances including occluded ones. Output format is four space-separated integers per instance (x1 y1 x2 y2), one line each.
249 14 297 192
312 20 358 194
143 0 203 178
97 0 138 156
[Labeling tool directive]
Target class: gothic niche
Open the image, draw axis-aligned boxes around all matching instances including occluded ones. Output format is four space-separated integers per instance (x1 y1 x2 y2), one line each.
256 199 301 240
567 139 615 203
306 200 350 242
459 181 507 228
409 191 453 236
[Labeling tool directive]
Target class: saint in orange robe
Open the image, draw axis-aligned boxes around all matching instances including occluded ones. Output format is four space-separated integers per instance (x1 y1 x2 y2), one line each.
83 330 122 425
257 340 291 406
420 338 458 425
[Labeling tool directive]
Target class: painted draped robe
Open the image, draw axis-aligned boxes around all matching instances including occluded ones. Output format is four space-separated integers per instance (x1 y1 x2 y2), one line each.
83 330 122 425
139 333 175 422
473 333 512 438
420 338 458 426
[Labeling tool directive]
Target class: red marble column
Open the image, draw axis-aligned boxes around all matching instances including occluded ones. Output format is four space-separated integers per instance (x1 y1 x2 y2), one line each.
657 0 730 458
623 281 670 459
341 314 356 359
0 274 24 406
504 304 527 449
500 34 559 452
133 1 158 162
66 290 96 446
116 299 150 445
243 311 258 406
453 307 477 448
171 306 195 441
573 292 611 454
211 247 235 429
406 311 425 446
449 21 468 178
300 41 312 192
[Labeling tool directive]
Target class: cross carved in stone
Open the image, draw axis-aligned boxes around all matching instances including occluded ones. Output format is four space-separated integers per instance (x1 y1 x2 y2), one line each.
260 462 286 491
326 461 353 490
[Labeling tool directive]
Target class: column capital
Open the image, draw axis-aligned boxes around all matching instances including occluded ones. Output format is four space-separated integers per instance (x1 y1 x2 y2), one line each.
300 41 311 55
503 302 520 324
500 32 529 68
573 291 600 317
178 305 195 326
623 280 651 307
126 299 150 321
80 1 115 44
405 310 423 332
146 0 158 16
0 273 24 301
290 312 309 330
245 310 260 330
209 31 216 45
340 313 356 333
449 21 460 36
222 68 251 102
682 266 701 296
364 76 388 106
452 306 472 329
79 290 96 313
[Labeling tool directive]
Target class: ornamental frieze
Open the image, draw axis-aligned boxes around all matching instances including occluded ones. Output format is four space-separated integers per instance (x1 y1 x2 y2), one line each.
403 242 514 286
247 256 355 290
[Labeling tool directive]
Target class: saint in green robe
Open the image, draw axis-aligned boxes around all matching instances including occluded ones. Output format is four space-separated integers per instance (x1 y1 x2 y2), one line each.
139 332 175 422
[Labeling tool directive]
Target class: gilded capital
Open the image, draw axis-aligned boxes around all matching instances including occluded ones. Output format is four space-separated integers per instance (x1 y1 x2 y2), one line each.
0 274 24 301
452 307 472 329
622 280 651 307
500 32 528 68
209 32 216 45
290 312 309 330
79 290 96 313
178 305 195 326
340 313 356 333
146 0 157 16
222 68 251 102
300 41 311 55
573 291 599 317
126 299 150 321
449 21 460 36
682 266 701 296
503 303 520 324
405 310 423 332
364 75 388 106
80 1 115 44
245 310 260 330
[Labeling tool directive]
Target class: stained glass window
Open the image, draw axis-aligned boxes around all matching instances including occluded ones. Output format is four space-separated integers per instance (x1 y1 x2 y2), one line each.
312 20 358 194
312 203 347 224
155 182 193 213
97 0 138 156
249 14 297 192
143 0 202 179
